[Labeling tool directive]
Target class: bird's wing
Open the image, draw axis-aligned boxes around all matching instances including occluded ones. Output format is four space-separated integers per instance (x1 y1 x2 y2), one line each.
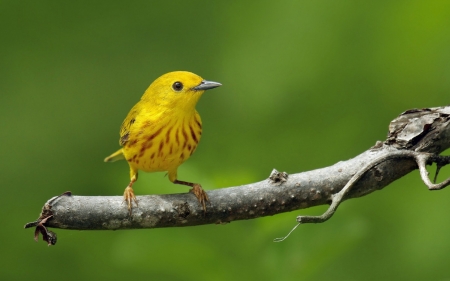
119 105 139 146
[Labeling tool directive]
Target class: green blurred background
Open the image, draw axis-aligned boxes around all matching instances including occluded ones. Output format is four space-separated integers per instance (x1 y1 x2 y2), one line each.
2 1 450 280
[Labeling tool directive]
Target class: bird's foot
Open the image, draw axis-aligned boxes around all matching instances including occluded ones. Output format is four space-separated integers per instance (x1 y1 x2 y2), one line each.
190 184 208 212
123 186 138 215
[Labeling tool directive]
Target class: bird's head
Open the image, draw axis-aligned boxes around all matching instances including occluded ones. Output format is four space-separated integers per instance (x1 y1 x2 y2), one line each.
142 71 221 113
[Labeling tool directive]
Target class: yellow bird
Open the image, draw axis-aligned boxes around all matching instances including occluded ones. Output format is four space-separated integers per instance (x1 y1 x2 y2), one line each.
104 71 221 214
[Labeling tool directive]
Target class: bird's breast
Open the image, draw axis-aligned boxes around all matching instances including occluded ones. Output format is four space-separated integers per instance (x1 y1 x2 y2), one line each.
123 114 202 173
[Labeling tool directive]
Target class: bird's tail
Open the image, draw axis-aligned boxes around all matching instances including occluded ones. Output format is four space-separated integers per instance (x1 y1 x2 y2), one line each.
104 149 125 162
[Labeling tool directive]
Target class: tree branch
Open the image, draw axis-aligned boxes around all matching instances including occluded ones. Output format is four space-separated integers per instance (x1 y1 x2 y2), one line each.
25 106 450 245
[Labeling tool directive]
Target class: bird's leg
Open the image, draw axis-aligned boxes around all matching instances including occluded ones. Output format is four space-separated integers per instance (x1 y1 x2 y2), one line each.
174 180 208 211
124 174 138 215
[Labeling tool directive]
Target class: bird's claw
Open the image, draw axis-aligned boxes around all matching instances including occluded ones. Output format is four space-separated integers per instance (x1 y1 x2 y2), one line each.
124 186 138 215
190 184 208 211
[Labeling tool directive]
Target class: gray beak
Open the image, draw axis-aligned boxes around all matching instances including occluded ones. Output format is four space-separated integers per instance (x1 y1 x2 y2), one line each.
193 80 222 91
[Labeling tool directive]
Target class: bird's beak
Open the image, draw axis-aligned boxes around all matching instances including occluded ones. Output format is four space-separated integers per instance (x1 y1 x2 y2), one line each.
193 80 222 91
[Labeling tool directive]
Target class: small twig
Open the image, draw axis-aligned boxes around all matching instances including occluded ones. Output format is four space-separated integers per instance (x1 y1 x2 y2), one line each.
430 155 450 183
295 150 419 225
416 154 450 190
273 223 300 242
434 166 441 184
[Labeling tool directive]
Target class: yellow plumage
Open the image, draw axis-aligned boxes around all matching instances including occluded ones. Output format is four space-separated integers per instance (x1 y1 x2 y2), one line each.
105 71 221 213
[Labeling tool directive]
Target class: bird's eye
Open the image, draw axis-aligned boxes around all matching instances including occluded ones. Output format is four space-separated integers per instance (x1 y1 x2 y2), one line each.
172 82 183 92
